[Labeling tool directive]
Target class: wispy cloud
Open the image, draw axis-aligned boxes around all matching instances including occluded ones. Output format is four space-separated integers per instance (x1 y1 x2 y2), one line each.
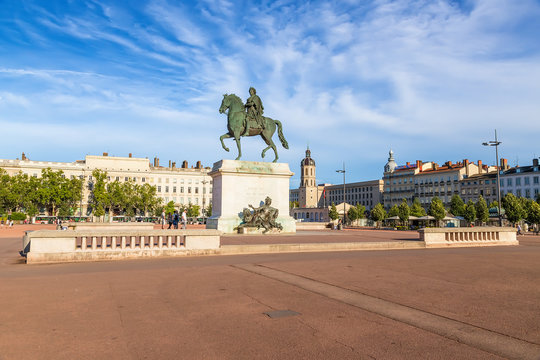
1 0 539 182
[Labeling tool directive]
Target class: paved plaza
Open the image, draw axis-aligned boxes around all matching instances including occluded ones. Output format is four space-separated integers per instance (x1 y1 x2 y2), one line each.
1 225 539 359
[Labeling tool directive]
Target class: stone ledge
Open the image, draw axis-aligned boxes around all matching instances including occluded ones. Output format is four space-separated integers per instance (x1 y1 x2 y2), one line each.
237 227 282 234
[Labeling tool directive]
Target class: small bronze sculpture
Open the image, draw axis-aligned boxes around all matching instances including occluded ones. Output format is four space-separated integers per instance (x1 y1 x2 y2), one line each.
219 88 289 162
236 197 283 233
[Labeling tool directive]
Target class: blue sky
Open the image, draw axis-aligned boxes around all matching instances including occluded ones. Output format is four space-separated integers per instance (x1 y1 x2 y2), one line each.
1 0 539 186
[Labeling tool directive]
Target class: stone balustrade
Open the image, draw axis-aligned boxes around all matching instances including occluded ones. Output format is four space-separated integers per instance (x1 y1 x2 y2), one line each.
418 227 518 248
67 222 155 231
22 229 221 264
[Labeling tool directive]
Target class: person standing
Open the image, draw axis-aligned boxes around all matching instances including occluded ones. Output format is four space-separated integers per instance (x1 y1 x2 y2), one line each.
173 210 179 229
181 210 187 230
167 212 173 229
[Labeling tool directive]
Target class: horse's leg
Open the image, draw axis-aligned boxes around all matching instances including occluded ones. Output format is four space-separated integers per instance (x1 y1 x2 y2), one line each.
220 133 233 152
261 129 278 162
235 136 242 160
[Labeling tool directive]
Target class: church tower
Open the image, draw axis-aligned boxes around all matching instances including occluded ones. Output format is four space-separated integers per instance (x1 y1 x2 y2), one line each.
299 147 317 208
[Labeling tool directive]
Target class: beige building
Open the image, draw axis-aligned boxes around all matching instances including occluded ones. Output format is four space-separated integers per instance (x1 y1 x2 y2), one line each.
383 150 498 209
0 153 212 216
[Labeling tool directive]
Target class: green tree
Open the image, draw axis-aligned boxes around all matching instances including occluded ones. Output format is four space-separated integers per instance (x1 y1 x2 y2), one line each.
204 203 212 217
410 198 426 217
475 196 489 224
37 169 67 216
527 201 540 228
449 195 465 217
388 204 399 217
347 206 359 223
164 201 175 215
428 197 446 227
370 203 386 228
397 199 410 226
502 193 525 225
137 183 160 217
90 169 108 220
329 203 339 221
355 203 366 219
463 200 476 225
188 204 200 218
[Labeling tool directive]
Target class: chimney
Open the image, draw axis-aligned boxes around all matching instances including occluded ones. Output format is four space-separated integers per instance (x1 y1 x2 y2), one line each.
196 161 202 169
21 152 27 160
129 153 132 158
477 160 482 174
172 162 176 169
500 158 508 170
169 160 172 168
153 157 159 167
448 161 452 167
463 159 469 166
103 152 108 157
416 160 422 172
533 158 539 167
182 160 188 169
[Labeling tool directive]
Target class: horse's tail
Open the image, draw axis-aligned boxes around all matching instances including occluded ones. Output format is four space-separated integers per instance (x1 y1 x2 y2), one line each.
274 119 289 149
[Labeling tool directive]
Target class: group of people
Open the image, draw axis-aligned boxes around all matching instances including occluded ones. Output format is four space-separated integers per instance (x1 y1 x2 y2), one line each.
0 219 14 228
161 210 188 230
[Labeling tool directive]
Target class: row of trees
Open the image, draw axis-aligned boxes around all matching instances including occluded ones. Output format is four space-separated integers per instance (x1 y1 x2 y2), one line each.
0 168 83 217
162 200 211 218
89 169 163 220
327 193 540 227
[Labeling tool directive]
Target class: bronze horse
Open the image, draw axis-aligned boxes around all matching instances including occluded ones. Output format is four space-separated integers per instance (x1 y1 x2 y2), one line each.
219 94 289 162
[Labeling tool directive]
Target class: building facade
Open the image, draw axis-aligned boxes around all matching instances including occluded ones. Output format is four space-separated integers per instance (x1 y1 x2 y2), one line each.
383 150 498 209
290 148 383 222
0 153 212 216
500 158 540 199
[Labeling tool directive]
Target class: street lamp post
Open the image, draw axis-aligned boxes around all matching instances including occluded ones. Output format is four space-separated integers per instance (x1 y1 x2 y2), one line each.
336 163 346 227
201 180 208 225
482 129 503 226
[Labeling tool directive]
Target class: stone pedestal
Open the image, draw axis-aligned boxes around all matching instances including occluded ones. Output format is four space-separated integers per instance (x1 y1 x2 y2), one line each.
206 160 296 234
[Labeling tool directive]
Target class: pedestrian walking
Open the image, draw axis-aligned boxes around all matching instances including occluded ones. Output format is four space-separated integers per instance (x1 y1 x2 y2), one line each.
181 210 187 230
173 210 179 229
167 212 173 229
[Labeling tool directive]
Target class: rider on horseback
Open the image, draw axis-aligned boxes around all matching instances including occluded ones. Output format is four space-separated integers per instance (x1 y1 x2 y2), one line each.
244 87 264 135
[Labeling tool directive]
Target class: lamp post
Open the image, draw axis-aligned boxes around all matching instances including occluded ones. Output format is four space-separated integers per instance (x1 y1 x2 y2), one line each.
336 163 346 227
201 180 208 225
482 129 502 226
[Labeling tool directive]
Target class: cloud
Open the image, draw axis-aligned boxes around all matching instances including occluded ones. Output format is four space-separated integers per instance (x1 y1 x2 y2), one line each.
1 0 539 182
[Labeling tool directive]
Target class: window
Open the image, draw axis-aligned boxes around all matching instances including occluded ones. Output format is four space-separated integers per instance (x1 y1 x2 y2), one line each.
165 186 169 193
534 176 539 184
116 176 120 181
188 187 192 194
142 177 146 182
125 177 129 181
525 177 530 185
525 189 530 198
195 187 199 194
180 187 184 193
516 178 521 186
516 189 521 196
173 186 177 193
507 178 512 186
157 186 162 192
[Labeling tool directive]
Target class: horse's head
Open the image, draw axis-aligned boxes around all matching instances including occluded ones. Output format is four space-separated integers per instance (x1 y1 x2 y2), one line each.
219 94 229 114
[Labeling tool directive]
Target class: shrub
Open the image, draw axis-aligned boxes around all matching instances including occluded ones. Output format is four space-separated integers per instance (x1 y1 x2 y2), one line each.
9 212 26 221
